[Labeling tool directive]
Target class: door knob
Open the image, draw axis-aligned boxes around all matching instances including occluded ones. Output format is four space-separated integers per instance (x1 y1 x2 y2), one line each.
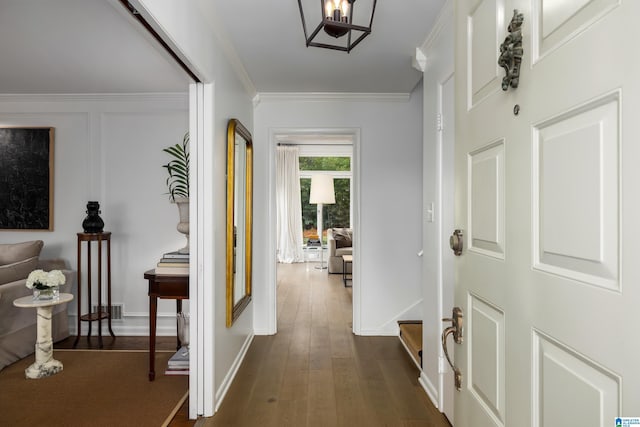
442 307 463 390
449 229 463 256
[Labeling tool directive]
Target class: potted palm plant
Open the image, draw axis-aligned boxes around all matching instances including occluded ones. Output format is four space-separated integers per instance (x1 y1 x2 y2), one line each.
163 132 190 254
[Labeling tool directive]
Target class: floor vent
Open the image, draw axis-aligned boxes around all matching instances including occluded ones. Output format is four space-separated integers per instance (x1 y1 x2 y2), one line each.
91 304 123 320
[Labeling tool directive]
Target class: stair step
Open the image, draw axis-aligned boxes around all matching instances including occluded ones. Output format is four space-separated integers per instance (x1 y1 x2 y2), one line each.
398 320 423 369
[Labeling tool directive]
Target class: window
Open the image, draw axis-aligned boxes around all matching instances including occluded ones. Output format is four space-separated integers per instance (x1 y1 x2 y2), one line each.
299 156 351 243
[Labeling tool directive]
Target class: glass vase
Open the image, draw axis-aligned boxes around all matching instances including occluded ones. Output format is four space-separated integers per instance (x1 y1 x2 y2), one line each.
33 286 59 301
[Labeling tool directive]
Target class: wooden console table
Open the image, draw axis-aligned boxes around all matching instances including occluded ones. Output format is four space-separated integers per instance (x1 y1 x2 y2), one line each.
144 269 189 381
74 232 115 348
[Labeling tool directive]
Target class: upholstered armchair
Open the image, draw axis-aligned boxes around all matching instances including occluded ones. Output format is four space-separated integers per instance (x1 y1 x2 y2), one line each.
327 228 352 274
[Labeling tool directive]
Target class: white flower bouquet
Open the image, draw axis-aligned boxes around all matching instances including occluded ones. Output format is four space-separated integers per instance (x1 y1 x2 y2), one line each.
26 269 66 290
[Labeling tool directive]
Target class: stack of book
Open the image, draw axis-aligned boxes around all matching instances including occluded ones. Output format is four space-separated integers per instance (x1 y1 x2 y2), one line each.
165 347 189 375
155 250 189 275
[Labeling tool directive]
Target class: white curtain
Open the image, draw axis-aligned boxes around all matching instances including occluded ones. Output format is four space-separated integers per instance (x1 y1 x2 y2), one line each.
276 146 304 263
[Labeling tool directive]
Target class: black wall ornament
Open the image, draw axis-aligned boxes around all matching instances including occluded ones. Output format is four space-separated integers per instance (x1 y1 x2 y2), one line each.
498 10 524 91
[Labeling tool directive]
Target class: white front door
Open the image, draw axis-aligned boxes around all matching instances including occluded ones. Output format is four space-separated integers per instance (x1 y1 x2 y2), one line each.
453 0 640 424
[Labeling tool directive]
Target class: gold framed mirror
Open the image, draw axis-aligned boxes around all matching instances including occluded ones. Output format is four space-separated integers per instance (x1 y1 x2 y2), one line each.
226 119 253 327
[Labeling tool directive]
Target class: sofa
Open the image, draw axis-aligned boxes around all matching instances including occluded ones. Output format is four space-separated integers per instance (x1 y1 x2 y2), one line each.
327 228 353 274
0 240 72 371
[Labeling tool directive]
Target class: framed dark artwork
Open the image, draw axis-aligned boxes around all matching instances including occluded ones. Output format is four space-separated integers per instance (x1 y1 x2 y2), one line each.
0 127 54 230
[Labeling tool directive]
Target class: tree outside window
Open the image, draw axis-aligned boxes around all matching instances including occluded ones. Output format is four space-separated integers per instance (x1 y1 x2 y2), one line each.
299 157 351 243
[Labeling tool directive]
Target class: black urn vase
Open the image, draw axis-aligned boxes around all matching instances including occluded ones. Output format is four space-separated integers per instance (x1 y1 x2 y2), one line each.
82 201 105 233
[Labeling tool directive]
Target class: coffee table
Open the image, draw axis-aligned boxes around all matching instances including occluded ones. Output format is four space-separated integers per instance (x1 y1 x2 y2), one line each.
13 293 74 379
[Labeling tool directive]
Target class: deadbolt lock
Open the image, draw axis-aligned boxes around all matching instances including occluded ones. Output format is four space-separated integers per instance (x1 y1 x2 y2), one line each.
450 229 463 256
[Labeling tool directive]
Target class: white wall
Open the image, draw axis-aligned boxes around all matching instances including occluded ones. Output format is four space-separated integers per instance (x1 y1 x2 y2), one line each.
0 93 188 334
253 89 424 335
210 35 254 402
418 0 454 410
136 0 255 415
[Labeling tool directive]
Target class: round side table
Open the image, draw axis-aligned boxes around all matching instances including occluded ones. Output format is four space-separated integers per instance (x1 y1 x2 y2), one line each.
13 293 74 379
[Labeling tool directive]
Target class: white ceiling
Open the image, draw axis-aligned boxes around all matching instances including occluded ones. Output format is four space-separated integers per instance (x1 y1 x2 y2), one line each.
0 0 189 94
209 0 446 93
0 0 445 95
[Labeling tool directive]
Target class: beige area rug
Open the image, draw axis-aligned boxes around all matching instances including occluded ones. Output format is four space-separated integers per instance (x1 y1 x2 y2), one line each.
0 350 188 427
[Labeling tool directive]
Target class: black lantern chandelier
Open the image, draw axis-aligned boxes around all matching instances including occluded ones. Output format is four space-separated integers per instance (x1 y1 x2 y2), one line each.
297 0 377 53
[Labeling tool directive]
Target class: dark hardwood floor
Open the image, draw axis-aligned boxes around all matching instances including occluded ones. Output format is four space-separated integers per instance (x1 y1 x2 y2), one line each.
57 335 193 427
202 262 451 427
57 262 451 426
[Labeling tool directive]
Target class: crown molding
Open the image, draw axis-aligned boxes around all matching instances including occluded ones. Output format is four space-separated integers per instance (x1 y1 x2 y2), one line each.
412 47 427 72
211 27 256 99
198 2 257 98
254 92 411 105
0 93 188 104
419 0 453 53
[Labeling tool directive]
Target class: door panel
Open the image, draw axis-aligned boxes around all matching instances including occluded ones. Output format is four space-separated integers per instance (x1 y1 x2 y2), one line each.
532 0 620 61
455 0 640 424
469 0 504 108
533 330 621 426
469 295 505 424
533 93 620 290
468 140 505 258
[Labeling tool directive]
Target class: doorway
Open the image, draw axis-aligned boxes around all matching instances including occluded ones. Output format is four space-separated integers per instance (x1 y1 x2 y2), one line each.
268 128 361 334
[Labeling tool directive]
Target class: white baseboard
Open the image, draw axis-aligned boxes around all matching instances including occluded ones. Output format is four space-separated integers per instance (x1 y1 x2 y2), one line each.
69 323 181 337
419 371 440 410
214 333 255 412
357 328 398 336
358 299 424 336
68 314 193 337
252 328 275 336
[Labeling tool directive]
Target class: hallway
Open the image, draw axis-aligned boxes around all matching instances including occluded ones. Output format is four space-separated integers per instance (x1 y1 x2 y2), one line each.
205 263 450 426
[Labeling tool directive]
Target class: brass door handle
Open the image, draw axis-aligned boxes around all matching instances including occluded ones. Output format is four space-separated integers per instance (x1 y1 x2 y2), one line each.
450 229 463 256
442 307 463 390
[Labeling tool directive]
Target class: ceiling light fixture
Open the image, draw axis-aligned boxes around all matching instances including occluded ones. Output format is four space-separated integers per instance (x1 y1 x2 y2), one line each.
297 0 377 53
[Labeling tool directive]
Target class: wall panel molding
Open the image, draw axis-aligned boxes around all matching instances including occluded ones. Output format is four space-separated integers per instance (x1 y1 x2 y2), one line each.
0 92 188 104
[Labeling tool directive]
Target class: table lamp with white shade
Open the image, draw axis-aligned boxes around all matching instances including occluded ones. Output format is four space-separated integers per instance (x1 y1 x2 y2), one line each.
309 174 335 270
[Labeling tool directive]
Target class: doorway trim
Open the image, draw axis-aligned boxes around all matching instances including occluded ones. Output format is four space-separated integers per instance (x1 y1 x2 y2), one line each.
266 127 362 334
119 1 211 419
415 0 454 419
436 70 455 417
